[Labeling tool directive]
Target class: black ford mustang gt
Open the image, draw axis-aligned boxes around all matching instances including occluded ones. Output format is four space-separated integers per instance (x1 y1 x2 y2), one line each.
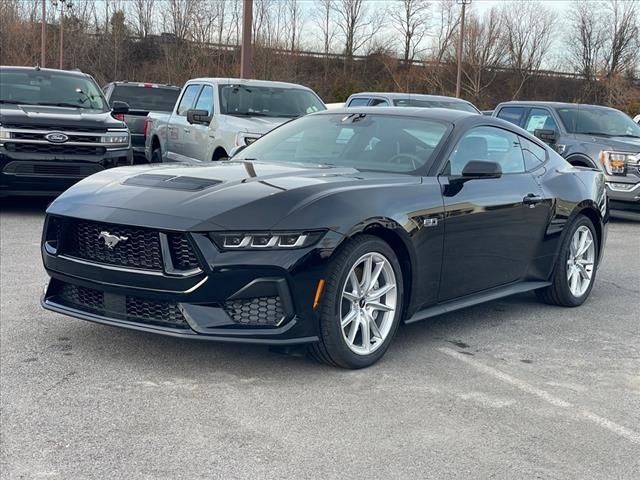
41 108 608 368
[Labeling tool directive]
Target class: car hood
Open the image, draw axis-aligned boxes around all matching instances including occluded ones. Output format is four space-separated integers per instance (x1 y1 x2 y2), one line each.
48 161 421 231
221 114 290 135
574 133 640 152
0 104 125 130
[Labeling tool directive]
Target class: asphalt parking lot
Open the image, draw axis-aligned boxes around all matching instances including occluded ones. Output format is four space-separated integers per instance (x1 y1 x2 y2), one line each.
1 198 639 479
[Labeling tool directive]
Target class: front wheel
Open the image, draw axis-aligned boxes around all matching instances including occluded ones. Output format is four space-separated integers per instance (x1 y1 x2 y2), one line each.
536 214 598 307
309 235 403 368
150 147 162 164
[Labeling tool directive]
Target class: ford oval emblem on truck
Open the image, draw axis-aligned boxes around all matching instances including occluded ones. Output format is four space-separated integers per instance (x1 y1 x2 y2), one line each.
45 132 69 143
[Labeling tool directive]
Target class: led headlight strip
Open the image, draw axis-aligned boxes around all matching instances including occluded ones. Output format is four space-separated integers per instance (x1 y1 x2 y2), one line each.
210 231 325 250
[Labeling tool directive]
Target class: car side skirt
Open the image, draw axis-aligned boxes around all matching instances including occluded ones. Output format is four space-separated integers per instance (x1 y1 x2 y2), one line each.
405 281 552 324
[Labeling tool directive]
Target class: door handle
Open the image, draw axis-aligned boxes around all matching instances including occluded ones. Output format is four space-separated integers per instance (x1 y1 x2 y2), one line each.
183 128 191 133
523 193 543 205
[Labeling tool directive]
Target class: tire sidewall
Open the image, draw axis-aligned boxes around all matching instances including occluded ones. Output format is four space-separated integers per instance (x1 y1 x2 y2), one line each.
557 215 598 306
151 148 162 164
320 236 404 368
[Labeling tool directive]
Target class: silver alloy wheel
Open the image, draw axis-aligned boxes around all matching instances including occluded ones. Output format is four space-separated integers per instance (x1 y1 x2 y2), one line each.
340 252 398 355
567 225 596 297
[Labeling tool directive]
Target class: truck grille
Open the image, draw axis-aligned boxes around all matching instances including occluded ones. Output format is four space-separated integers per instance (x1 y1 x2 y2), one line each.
50 217 201 273
57 282 188 329
1 123 107 133
5 143 106 155
11 132 102 143
3 161 103 177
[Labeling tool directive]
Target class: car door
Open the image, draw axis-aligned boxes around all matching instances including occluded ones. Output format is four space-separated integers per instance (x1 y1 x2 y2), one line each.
167 83 202 162
188 84 215 161
437 125 550 301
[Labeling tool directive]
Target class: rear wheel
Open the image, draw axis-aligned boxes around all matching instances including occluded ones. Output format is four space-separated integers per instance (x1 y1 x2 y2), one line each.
150 147 162 163
536 215 598 307
309 235 403 368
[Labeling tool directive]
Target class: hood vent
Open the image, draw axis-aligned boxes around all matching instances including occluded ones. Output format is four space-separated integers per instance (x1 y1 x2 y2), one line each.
123 173 221 191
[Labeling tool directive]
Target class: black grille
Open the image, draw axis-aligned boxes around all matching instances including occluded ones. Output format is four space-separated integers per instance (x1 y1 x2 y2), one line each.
3 123 106 133
55 281 188 329
126 296 187 328
11 132 101 143
224 296 284 326
5 143 106 155
4 161 103 177
60 284 104 311
63 220 163 271
167 233 200 270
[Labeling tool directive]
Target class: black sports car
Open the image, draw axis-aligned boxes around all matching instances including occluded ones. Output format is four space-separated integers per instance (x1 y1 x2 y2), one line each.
41 108 608 368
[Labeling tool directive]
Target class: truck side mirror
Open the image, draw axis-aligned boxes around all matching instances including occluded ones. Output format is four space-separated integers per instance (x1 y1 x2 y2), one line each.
534 129 559 145
111 101 129 115
186 109 212 125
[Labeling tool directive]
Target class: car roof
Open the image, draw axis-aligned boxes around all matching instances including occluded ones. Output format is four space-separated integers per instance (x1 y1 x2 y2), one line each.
349 92 472 103
314 106 476 122
0 65 89 78
110 81 180 89
497 100 621 111
187 77 315 91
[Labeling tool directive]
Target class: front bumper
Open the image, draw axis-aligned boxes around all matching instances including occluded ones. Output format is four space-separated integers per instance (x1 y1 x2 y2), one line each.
605 181 640 218
0 146 133 196
41 220 339 344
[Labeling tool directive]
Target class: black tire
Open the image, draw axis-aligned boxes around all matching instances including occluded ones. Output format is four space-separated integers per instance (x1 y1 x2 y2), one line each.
536 214 598 307
150 147 162 164
308 235 404 369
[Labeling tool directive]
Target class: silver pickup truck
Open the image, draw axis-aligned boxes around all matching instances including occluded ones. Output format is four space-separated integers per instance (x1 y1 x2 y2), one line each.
145 78 325 163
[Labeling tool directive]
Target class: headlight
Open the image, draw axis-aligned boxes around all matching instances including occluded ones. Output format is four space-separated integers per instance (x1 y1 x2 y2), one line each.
103 131 130 146
209 231 325 250
599 150 638 175
235 132 261 147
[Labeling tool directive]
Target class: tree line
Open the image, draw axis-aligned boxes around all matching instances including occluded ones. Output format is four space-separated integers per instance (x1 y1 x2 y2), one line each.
1 0 638 113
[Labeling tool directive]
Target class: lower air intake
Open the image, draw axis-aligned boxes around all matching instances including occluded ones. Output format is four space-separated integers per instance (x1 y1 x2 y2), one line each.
224 296 284 326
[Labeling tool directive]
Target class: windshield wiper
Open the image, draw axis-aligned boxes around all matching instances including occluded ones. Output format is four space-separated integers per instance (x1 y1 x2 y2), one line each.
227 112 273 117
0 100 35 105
611 134 640 139
38 102 87 109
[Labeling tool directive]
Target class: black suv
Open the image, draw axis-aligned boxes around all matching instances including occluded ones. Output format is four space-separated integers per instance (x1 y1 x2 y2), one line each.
0 66 133 197
493 102 640 218
103 82 180 163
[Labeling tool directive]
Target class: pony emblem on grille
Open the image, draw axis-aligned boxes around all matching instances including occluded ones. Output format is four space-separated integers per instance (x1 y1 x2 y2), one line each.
98 231 128 250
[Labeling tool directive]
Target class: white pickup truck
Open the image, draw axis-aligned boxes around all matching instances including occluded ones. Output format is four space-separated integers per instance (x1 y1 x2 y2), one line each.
145 78 325 163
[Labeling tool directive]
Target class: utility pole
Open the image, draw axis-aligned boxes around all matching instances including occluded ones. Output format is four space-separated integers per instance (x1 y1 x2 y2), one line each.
455 0 471 98
240 0 253 78
53 0 72 70
41 0 46 67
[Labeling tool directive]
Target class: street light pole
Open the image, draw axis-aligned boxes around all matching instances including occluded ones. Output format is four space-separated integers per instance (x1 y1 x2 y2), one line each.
240 0 253 79
59 3 64 69
455 0 471 98
41 0 46 67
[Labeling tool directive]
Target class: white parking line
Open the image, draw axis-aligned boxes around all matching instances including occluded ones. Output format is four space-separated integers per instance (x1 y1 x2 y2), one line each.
438 347 640 445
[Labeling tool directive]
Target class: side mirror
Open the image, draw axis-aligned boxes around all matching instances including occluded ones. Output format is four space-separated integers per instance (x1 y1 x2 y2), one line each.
229 145 247 158
534 129 559 145
111 101 129 115
187 109 212 125
461 160 502 178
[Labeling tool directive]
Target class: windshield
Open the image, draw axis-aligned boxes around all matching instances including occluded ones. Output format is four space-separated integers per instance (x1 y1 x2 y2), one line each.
393 98 479 113
219 85 325 118
109 85 180 112
557 106 640 138
0 69 107 110
234 113 449 174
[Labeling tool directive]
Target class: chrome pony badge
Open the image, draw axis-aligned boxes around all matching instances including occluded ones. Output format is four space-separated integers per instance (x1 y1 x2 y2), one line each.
45 132 69 143
98 231 128 250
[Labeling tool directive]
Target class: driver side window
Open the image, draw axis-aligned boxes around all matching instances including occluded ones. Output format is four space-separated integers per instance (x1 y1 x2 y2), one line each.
447 126 525 176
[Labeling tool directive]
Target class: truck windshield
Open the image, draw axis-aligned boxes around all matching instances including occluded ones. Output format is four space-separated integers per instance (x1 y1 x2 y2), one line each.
109 85 180 112
393 98 479 113
234 113 449 174
219 85 325 118
557 106 640 138
0 69 107 111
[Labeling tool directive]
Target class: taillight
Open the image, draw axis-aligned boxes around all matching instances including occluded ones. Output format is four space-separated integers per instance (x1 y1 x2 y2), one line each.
143 117 150 138
113 113 125 121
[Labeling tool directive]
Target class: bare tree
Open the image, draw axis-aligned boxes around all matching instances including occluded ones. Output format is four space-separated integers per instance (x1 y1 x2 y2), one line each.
388 0 431 65
313 0 338 55
500 1 556 99
459 8 504 103
164 0 196 41
130 0 155 38
431 0 460 63
566 0 604 83
287 0 304 52
600 0 639 78
332 0 382 58
191 0 218 45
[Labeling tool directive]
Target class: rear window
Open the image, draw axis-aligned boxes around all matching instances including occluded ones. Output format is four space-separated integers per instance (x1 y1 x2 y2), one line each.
109 85 180 112
496 106 525 126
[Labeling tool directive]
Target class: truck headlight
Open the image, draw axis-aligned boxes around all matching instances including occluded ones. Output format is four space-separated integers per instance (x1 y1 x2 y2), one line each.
235 132 261 147
103 131 130 146
599 150 638 175
209 231 326 250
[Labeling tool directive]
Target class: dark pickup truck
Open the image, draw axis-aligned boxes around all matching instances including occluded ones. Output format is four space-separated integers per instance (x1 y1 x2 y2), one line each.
493 101 640 219
103 82 180 162
0 66 133 197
